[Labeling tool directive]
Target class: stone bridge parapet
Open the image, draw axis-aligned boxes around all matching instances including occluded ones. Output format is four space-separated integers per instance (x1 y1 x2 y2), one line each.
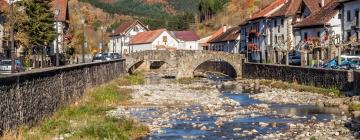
124 50 245 78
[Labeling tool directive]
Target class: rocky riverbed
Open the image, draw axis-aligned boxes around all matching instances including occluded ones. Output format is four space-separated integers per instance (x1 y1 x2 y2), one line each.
107 72 358 139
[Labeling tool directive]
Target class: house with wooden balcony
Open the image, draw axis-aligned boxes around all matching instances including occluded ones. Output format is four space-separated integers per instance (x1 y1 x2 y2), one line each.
241 0 287 63
340 0 360 50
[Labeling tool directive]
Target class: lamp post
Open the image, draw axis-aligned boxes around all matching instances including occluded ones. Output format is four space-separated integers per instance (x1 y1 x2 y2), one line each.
100 26 104 53
54 9 60 66
80 16 85 63
112 30 115 54
10 0 15 73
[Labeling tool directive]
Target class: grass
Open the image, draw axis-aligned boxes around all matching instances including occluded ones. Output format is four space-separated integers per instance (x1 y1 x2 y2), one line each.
259 80 341 97
2 73 148 140
349 103 360 111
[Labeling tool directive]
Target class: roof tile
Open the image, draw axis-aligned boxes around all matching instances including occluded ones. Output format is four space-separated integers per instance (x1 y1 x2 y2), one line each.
129 29 166 45
171 31 199 41
50 0 68 21
208 26 240 43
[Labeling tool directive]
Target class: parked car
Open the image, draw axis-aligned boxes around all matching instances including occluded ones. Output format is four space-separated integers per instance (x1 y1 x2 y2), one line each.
289 55 301 65
104 53 121 60
0 59 24 74
92 53 106 62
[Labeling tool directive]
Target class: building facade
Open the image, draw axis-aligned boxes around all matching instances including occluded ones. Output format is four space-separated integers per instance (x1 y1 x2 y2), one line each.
109 20 149 54
341 0 360 47
130 29 179 52
171 31 200 50
208 26 240 53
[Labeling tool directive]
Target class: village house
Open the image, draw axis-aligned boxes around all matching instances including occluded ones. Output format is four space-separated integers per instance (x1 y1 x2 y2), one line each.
109 20 149 55
340 0 360 54
294 1 342 65
129 29 179 52
241 0 286 63
50 0 69 64
266 0 333 64
199 26 227 50
0 0 7 58
170 31 200 50
208 26 241 53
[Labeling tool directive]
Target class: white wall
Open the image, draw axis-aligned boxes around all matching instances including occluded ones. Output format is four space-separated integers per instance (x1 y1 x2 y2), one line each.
108 23 147 54
131 31 179 52
51 21 66 55
0 14 4 54
178 41 199 50
342 1 360 42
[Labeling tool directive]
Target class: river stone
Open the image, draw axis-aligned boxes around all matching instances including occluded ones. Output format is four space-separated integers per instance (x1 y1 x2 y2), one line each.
259 122 269 127
352 111 360 119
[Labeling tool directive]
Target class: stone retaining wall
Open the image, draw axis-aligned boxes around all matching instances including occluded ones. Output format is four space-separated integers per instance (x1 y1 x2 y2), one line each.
353 71 360 95
243 63 353 91
0 59 125 132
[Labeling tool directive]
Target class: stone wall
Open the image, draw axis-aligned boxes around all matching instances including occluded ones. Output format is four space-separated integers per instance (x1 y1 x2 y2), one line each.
243 63 353 91
0 59 125 132
353 71 360 95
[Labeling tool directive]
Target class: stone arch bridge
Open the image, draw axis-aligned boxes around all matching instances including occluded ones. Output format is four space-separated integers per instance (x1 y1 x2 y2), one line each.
123 50 244 79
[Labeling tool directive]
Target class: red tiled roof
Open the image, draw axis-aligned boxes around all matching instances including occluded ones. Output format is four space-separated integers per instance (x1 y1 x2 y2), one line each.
0 0 8 13
208 26 240 43
171 31 200 41
207 26 227 43
112 20 149 36
129 29 166 45
294 1 340 28
50 0 68 22
270 0 302 17
250 0 287 21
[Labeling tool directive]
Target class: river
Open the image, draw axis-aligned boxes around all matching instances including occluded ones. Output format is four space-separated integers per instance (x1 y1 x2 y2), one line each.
108 71 355 139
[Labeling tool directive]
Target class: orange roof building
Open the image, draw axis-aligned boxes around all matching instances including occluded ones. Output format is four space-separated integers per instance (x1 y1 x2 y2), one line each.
129 29 180 51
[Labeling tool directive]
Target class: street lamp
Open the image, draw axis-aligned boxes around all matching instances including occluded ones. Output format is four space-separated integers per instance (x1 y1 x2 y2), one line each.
9 0 15 73
80 16 85 63
112 30 115 54
54 9 60 66
100 26 104 53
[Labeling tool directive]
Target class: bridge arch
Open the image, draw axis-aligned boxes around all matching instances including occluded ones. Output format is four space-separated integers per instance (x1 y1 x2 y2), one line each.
193 59 238 78
124 50 244 79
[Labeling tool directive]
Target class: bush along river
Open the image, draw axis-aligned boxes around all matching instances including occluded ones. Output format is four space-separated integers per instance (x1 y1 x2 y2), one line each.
107 71 358 139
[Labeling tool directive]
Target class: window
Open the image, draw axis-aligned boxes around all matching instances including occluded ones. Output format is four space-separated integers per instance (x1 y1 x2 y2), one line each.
304 32 308 41
162 36 168 43
356 9 360 26
338 12 342 19
347 10 351 22
278 26 281 33
275 36 278 44
348 31 352 41
281 19 284 26
274 20 277 27
317 32 321 37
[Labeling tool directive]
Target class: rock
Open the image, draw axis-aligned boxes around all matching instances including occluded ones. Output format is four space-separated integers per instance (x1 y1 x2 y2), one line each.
233 128 242 131
335 132 340 136
200 126 207 131
288 123 296 128
311 116 317 120
259 122 269 127
352 111 360 119
251 129 258 133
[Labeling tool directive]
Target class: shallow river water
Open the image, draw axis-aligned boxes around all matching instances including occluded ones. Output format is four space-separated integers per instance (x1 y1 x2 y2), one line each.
113 72 349 140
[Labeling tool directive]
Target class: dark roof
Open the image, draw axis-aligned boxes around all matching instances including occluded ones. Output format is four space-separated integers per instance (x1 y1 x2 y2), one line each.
294 1 340 28
112 20 149 36
171 31 199 41
50 0 68 22
249 0 287 21
129 29 166 45
208 26 240 43
270 0 302 17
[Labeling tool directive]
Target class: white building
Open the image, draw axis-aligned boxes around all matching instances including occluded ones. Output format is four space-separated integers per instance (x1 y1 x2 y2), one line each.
130 29 179 52
241 0 286 63
208 26 241 53
340 0 360 45
0 0 7 57
171 31 200 50
50 0 69 62
109 20 149 54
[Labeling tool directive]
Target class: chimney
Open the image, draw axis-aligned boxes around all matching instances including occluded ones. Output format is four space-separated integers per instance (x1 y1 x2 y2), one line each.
319 0 325 7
